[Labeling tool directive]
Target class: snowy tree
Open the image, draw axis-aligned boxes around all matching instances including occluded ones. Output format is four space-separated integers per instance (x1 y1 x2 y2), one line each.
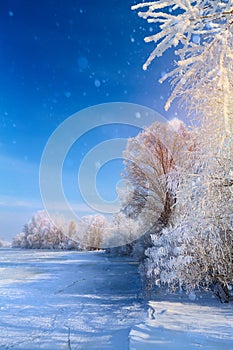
106 212 142 255
122 119 193 229
65 220 80 250
141 138 232 300
79 215 107 250
12 232 27 248
132 0 233 300
12 211 80 250
120 119 197 260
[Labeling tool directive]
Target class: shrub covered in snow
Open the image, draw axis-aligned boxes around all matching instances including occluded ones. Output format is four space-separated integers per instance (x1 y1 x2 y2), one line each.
12 211 80 250
78 214 107 250
105 213 143 256
144 137 233 301
12 211 146 252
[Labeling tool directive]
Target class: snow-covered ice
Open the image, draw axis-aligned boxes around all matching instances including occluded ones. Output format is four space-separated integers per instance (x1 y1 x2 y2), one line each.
0 249 145 349
1 249 233 350
129 291 233 349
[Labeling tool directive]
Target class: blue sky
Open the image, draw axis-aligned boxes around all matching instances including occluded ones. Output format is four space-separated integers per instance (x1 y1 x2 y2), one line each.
0 0 181 240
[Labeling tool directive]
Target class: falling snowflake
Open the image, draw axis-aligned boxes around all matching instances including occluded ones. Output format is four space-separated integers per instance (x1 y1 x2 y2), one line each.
94 79 101 88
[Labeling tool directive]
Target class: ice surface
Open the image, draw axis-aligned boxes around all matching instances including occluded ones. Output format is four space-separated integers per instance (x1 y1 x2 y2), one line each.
1 249 233 349
0 249 145 349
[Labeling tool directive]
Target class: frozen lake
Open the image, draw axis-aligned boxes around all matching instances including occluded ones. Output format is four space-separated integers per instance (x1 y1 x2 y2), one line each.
1 249 233 350
0 249 146 349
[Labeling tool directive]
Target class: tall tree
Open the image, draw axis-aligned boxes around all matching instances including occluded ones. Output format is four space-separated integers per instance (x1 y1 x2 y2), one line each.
122 119 193 228
132 0 233 299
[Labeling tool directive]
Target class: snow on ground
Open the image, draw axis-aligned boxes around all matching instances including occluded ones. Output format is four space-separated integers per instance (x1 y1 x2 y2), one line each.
0 249 146 349
1 249 233 350
129 290 233 350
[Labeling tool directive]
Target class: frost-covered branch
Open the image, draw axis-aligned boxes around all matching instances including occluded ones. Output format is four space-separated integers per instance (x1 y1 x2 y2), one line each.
132 0 233 136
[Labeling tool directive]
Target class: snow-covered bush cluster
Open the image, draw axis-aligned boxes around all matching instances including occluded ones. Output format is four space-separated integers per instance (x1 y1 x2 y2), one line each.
77 214 106 250
0 239 11 248
12 211 110 250
105 212 143 256
12 211 80 250
143 136 233 300
130 0 233 301
12 210 144 252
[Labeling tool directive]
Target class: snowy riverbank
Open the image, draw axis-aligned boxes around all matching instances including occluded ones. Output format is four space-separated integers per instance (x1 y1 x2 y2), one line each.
0 249 233 349
130 293 233 349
